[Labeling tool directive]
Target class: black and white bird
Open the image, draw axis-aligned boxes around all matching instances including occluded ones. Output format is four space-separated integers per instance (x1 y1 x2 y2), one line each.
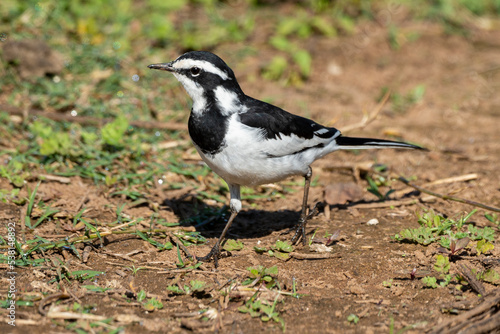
148 51 424 265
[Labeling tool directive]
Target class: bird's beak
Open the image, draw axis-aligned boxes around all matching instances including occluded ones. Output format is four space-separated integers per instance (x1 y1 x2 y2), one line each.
148 62 175 72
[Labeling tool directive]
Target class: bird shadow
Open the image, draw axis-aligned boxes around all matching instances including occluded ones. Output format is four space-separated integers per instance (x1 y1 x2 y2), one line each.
162 197 302 240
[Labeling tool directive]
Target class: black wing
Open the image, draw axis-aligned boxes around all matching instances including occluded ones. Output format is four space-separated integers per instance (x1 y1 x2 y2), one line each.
238 96 340 157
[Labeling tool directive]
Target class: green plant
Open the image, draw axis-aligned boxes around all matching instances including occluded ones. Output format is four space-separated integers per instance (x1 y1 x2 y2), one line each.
166 280 207 295
136 230 173 251
136 289 163 311
272 240 294 253
142 296 163 311
254 241 294 260
468 225 495 242
243 265 279 288
24 182 41 230
347 313 359 324
223 239 244 252
485 212 499 227
433 255 450 274
49 269 105 283
366 175 394 200
438 237 470 256
101 116 129 148
238 292 284 329
476 239 494 255
394 209 496 247
422 276 438 288
126 265 146 275
380 84 426 113
82 285 111 293
478 269 500 285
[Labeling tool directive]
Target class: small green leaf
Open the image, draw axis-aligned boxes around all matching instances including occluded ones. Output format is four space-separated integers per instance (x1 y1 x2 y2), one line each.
480 269 500 285
383 279 393 288
476 239 494 255
262 56 288 81
137 289 147 302
237 305 251 313
264 266 279 276
272 251 290 261
422 276 438 288
101 115 129 147
347 313 359 324
293 49 312 78
434 255 450 274
223 239 244 252
440 274 453 287
273 240 293 253
143 297 163 311
253 246 267 253
190 280 207 292
166 285 185 295
82 285 110 293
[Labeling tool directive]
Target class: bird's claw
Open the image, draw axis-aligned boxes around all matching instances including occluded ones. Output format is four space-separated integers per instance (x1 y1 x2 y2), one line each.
290 203 320 245
196 245 220 268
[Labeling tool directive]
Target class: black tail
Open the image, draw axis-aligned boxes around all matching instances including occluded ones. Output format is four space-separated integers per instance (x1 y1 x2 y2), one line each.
336 136 426 151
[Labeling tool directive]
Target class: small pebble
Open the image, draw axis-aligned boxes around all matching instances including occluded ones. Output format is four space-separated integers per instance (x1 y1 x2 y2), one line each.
367 218 379 226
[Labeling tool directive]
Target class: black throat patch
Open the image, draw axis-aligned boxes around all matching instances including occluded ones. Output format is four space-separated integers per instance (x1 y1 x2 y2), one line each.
188 107 228 156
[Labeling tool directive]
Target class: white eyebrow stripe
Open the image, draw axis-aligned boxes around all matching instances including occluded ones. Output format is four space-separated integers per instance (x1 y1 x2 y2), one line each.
173 59 230 80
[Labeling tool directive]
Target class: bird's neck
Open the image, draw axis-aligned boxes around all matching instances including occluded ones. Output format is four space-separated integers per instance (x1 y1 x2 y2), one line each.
192 84 246 117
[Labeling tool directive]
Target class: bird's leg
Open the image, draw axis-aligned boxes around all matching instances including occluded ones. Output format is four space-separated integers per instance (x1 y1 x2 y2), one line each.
197 210 238 267
197 184 241 267
291 167 312 246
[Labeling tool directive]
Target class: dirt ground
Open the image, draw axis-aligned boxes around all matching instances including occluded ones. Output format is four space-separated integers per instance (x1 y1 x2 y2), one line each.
1 15 500 334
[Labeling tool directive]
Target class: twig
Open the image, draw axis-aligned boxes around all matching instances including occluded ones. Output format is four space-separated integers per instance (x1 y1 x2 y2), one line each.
168 232 194 259
351 195 435 209
398 177 500 212
82 245 92 263
341 90 390 133
458 264 486 296
1 103 187 131
38 292 70 315
100 250 137 263
46 311 108 321
430 289 500 334
74 189 91 214
290 252 341 260
104 261 166 271
392 173 478 198
36 174 71 184
157 269 218 275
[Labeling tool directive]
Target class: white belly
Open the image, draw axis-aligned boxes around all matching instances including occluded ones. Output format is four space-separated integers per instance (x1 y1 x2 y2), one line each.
195 143 308 186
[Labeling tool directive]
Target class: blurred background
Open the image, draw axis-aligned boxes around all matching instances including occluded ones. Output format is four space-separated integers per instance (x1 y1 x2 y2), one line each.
0 0 499 199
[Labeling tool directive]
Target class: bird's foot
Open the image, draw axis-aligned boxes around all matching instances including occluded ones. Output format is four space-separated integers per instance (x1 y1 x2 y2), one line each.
290 203 320 246
290 217 307 245
196 243 222 268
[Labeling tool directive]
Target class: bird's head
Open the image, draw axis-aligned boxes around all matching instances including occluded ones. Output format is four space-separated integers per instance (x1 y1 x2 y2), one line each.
148 51 243 114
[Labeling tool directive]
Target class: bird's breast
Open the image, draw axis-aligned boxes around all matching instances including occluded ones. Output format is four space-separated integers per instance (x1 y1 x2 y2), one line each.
188 110 228 155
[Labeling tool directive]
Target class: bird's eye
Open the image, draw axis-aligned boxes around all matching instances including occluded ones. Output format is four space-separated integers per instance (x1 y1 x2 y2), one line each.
190 67 201 76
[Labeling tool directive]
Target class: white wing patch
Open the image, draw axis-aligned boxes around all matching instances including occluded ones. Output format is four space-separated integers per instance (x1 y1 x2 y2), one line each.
260 131 335 158
232 114 339 158
314 128 330 136
173 58 230 81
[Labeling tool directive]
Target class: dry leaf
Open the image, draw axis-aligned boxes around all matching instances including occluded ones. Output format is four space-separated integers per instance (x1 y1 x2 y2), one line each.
324 182 363 205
